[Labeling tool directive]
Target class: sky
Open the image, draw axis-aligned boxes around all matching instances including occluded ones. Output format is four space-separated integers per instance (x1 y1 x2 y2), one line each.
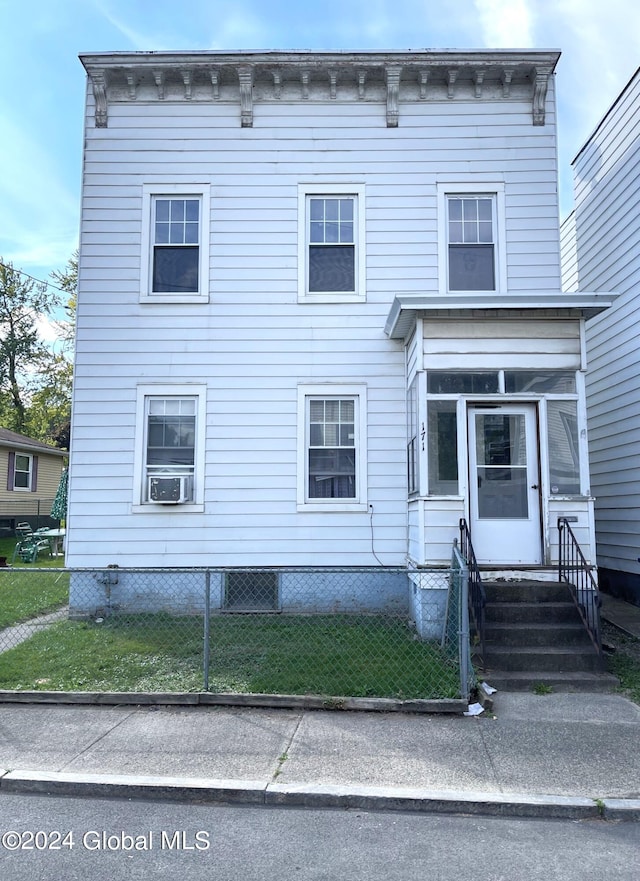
1 0 639 288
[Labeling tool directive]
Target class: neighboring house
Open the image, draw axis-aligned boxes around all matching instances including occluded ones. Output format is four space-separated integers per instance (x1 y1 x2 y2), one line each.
69 49 615 611
0 427 67 532
561 67 640 605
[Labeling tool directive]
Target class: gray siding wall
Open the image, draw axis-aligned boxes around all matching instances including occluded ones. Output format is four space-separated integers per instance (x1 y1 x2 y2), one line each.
572 70 640 577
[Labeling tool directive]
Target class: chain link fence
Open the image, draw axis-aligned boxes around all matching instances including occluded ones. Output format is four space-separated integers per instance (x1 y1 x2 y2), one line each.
0 566 473 700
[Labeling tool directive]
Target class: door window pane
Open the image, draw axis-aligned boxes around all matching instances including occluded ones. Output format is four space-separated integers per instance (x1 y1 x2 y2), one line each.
475 414 528 518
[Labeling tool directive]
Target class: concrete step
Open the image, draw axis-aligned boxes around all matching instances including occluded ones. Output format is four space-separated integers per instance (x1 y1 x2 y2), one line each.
484 646 604 673
480 671 619 693
484 623 593 647
483 581 571 603
484 601 581 625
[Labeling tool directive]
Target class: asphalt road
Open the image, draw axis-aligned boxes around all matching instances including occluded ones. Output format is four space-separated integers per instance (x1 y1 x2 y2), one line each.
0 793 638 880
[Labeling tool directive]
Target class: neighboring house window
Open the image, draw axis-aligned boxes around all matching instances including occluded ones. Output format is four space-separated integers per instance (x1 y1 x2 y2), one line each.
141 185 210 303
7 453 36 492
298 184 366 302
133 385 206 510
297 384 367 510
437 182 506 294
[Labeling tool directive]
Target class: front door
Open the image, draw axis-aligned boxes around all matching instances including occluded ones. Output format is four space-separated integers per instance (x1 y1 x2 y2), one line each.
468 404 542 564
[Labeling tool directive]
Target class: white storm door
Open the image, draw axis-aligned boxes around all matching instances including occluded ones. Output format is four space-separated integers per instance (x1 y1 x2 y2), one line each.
468 405 542 564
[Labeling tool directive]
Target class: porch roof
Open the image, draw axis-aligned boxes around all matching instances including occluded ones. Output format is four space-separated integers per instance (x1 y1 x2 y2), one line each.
384 292 618 340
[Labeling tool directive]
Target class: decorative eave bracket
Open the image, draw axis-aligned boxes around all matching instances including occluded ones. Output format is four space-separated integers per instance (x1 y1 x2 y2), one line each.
88 71 108 127
237 65 254 126
385 66 402 127
532 65 553 126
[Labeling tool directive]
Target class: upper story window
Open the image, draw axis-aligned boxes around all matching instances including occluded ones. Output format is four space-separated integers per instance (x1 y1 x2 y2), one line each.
298 184 366 303
152 197 200 294
447 196 496 291
437 181 506 295
141 185 210 304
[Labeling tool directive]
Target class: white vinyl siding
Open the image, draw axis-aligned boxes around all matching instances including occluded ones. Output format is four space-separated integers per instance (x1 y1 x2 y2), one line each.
70 73 562 567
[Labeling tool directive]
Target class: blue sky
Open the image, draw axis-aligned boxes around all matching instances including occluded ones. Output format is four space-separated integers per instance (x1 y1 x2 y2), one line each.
1 0 639 286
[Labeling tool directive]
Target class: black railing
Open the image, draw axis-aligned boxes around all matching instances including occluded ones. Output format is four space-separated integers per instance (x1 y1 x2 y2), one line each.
459 518 486 665
557 517 603 658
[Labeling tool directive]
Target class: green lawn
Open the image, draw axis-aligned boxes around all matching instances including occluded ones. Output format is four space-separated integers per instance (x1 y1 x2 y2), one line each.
0 612 462 699
0 535 65 570
0 567 69 629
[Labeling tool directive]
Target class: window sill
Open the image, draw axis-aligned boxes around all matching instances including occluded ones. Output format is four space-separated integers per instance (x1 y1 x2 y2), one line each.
132 503 205 514
141 294 209 305
299 293 366 305
297 502 369 513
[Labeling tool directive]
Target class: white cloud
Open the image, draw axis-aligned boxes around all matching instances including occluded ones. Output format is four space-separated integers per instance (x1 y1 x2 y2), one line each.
474 0 534 47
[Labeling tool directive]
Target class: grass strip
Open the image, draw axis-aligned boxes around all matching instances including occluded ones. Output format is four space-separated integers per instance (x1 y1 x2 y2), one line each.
0 613 461 698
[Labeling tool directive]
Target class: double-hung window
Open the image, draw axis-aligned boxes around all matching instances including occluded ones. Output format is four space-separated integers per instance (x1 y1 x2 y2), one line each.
13 454 33 491
133 384 206 510
297 385 367 510
298 184 366 302
438 182 506 295
447 196 495 291
141 185 210 303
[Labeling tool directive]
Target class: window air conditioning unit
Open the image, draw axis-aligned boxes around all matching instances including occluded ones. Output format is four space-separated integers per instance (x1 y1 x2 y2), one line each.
148 474 192 504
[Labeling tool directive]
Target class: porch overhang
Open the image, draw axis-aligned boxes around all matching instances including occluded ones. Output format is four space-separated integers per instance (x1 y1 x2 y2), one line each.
384 292 618 341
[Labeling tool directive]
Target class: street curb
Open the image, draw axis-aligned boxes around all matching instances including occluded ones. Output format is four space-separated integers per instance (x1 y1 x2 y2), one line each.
0 769 621 821
602 798 640 821
0 691 467 714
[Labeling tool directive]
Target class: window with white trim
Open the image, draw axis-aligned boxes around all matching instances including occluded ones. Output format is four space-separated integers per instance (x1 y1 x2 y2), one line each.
13 454 33 491
141 185 210 303
437 182 506 295
297 385 367 510
133 385 206 510
447 195 496 291
298 184 365 302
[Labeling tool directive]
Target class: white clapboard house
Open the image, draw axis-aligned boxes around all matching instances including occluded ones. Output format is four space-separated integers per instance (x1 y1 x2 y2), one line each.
69 49 616 615
561 67 640 606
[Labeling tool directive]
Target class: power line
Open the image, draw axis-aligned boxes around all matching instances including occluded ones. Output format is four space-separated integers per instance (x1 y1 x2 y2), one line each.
0 261 71 296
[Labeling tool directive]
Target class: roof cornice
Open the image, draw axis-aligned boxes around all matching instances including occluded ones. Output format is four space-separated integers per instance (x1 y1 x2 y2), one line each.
80 49 560 129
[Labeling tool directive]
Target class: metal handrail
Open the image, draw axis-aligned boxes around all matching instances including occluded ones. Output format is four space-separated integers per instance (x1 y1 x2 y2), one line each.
557 517 603 658
459 518 486 665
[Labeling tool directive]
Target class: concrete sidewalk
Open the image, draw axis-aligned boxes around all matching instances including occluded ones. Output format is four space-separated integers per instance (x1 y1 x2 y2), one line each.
0 691 639 821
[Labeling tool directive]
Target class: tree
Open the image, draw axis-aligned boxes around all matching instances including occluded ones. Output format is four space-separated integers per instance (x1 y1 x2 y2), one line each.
50 250 77 352
0 259 61 435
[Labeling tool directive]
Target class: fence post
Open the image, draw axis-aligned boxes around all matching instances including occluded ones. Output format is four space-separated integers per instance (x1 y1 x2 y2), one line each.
203 569 210 691
459 565 470 700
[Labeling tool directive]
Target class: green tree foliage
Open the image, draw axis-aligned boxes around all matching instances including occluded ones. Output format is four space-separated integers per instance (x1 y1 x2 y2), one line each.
0 255 76 447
